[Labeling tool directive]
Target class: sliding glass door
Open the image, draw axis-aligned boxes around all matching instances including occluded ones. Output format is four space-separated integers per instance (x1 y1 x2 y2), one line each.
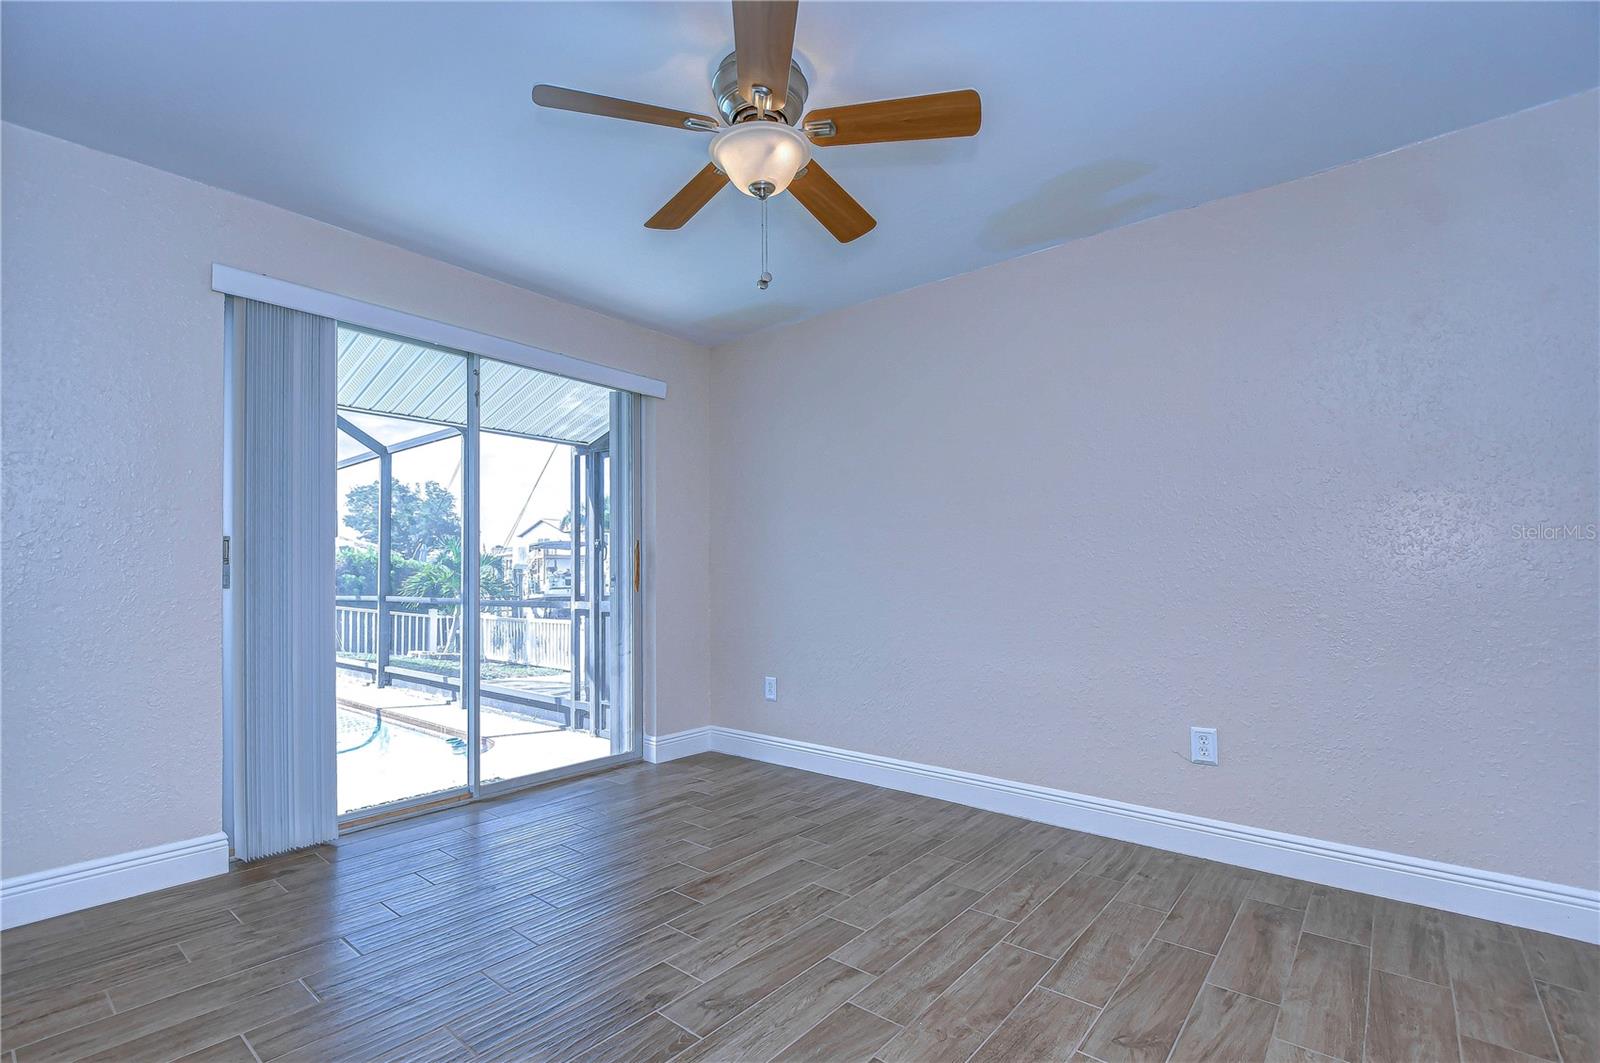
333 328 640 819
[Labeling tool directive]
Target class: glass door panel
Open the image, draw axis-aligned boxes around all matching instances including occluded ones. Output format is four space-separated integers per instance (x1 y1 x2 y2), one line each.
477 361 625 785
334 336 470 816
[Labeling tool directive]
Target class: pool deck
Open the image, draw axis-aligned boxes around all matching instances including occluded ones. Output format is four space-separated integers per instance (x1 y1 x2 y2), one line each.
336 675 614 806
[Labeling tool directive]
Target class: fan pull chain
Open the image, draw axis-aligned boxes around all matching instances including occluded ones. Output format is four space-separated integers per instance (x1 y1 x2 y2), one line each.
758 194 772 290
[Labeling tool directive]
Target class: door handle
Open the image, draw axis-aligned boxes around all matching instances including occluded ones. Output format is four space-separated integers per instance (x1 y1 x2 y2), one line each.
633 540 641 594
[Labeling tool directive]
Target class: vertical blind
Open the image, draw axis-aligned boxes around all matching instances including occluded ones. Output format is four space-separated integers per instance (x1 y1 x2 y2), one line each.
231 298 338 860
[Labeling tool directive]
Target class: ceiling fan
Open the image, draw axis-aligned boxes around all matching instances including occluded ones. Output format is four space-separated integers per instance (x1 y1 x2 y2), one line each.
531 0 980 264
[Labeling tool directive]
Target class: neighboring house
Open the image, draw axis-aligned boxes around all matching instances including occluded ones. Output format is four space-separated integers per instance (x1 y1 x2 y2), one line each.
515 518 572 592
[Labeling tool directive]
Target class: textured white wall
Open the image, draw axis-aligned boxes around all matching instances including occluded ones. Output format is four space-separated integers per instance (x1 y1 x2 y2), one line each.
1 123 713 878
709 93 1600 889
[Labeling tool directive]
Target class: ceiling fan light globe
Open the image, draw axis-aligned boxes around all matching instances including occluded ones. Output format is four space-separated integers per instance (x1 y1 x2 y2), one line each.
709 121 812 198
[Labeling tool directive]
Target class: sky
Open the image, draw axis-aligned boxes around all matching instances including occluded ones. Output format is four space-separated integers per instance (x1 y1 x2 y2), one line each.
337 426 577 554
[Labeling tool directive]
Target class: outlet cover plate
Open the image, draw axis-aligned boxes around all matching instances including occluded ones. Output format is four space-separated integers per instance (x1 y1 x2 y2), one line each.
763 676 777 702
1190 726 1218 765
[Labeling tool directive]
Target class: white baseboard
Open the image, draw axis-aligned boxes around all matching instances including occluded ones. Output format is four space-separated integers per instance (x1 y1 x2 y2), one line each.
649 726 1599 943
8 737 1593 943
644 726 715 764
0 833 231 930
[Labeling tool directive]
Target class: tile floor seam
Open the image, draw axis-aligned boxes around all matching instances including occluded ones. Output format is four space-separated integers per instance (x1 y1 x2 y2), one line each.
846 997 904 1028
663 949 840 1053
1197 978 1283 1011
1077 918 1167 1060
964 939 1080 1063
1521 940 1566 1063
1362 920 1374 1063
1038 984 1105 1011
661 960 703 985
1160 964 1209 1063
646 1009 698 1041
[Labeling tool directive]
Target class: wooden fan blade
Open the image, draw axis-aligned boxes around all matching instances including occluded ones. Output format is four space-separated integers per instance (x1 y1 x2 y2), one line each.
804 89 981 146
645 164 728 229
788 162 875 243
532 85 718 131
732 0 798 114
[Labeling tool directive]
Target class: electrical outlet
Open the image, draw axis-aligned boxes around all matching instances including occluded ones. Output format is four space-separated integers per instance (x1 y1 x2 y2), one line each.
763 676 778 702
1190 726 1218 765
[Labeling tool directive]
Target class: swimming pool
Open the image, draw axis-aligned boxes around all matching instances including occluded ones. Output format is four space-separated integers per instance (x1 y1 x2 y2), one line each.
337 706 465 813
335 699 618 815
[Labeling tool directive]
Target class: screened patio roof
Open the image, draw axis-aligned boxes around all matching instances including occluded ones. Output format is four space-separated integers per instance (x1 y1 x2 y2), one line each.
336 327 612 460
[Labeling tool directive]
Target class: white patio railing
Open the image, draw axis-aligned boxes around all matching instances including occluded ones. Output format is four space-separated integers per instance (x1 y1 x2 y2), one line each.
335 606 570 670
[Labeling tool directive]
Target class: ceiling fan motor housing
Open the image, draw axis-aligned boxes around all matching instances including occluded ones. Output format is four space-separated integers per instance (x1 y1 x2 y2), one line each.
713 51 810 125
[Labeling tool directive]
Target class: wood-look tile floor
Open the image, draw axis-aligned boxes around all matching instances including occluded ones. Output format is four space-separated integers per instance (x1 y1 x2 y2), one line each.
4 753 1596 1063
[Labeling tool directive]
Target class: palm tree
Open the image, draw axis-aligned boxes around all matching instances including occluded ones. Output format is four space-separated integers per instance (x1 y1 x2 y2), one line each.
394 539 513 661
398 537 511 600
